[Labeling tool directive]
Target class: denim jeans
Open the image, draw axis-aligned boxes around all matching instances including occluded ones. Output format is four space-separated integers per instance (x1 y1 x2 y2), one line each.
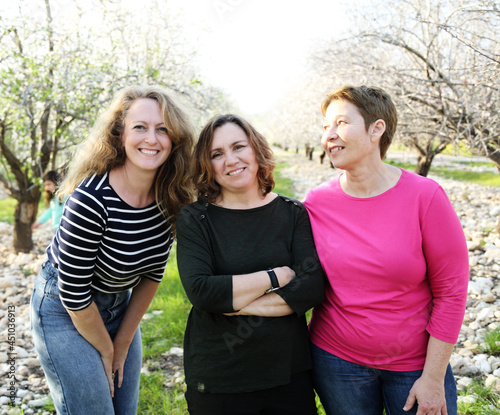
30 261 142 415
311 343 457 415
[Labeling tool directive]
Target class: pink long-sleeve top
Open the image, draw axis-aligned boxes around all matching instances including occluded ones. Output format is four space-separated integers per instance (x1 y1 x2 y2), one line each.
303 168 469 371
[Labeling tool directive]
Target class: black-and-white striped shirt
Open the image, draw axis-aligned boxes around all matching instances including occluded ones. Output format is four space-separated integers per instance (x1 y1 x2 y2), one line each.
47 173 173 311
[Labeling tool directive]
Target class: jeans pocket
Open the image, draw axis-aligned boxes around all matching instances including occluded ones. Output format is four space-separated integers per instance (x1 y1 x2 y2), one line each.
44 276 60 300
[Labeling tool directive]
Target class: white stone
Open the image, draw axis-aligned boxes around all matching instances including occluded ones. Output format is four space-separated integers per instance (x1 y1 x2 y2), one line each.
474 357 492 373
468 280 481 295
476 307 494 324
488 322 500 331
485 246 500 260
469 256 479 267
458 395 477 404
0 276 16 289
463 339 479 349
16 389 29 399
490 207 500 216
450 356 475 375
168 347 184 357
21 358 40 369
28 396 52 408
13 347 29 359
468 321 480 330
482 292 496 303
467 239 483 251
489 356 500 370
456 376 473 391
476 277 494 292
485 375 500 389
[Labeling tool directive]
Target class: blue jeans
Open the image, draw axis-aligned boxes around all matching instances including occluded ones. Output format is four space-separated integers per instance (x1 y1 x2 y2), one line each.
30 261 142 415
311 344 457 415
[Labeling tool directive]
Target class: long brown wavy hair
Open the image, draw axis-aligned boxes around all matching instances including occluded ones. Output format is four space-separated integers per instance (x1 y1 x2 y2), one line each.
58 85 196 233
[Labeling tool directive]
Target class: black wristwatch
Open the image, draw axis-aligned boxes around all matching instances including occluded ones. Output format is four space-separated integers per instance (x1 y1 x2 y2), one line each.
265 268 280 293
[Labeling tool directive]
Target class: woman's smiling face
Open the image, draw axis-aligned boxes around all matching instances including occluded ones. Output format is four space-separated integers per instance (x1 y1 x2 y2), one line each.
209 122 260 197
321 99 376 171
121 98 172 175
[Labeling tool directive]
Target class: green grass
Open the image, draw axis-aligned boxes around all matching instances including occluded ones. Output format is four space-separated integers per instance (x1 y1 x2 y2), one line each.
0 198 17 223
141 248 190 358
273 162 295 196
455 161 497 168
386 159 418 171
480 328 500 356
0 195 47 224
139 372 188 414
385 160 500 187
457 380 500 414
138 243 190 413
431 168 500 187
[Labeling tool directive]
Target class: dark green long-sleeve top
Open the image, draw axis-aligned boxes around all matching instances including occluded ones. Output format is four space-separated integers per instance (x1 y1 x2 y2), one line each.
176 195 325 394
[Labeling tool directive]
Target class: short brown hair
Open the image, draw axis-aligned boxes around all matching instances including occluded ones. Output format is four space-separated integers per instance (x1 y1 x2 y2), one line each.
321 85 398 159
194 114 275 202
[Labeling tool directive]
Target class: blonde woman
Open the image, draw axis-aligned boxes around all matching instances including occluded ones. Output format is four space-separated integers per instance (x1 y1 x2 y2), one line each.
30 85 195 414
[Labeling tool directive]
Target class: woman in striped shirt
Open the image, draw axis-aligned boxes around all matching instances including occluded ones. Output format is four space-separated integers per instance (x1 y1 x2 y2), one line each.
30 85 195 414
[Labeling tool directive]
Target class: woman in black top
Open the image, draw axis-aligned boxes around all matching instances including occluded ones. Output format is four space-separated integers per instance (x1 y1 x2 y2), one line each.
177 114 325 415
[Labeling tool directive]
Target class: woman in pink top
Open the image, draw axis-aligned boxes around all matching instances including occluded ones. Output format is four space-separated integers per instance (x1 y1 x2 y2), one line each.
303 85 469 415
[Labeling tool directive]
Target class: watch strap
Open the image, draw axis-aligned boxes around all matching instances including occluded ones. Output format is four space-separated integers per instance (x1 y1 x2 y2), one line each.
265 268 280 294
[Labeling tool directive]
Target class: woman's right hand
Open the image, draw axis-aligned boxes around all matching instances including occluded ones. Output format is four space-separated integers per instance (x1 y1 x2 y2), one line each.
274 266 296 288
101 353 114 397
67 303 116 397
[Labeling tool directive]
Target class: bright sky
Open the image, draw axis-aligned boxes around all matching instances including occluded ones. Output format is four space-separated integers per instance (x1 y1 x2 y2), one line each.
3 0 348 114
169 0 348 113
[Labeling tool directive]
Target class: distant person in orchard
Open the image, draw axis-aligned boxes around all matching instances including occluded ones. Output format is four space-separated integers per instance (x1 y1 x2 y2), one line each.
32 170 64 233
30 85 195 415
177 114 325 415
303 85 469 415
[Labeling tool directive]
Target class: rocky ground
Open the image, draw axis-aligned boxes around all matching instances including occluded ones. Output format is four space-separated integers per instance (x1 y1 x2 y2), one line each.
1 150 500 414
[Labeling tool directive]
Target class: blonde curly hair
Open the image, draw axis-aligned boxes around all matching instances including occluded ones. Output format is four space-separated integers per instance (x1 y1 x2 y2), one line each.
58 85 196 233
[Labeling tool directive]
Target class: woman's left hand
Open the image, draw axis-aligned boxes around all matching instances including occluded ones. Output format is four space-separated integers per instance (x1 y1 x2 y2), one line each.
112 341 129 389
403 375 447 415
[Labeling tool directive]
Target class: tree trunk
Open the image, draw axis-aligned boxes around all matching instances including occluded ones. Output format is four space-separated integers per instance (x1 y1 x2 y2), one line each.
486 151 500 174
319 150 335 169
308 147 314 160
415 154 435 177
13 192 40 253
